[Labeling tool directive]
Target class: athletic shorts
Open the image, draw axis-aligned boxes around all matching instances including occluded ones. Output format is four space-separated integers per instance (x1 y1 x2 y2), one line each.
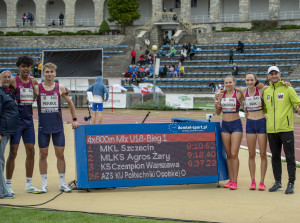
221 119 243 134
38 131 65 148
246 118 266 134
10 120 35 145
92 103 103 112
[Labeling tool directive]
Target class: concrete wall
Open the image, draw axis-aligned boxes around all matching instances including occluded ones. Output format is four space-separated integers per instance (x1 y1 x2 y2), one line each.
197 29 300 44
0 35 125 47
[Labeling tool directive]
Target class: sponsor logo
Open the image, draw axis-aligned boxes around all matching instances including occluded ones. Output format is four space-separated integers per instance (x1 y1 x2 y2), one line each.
278 93 284 100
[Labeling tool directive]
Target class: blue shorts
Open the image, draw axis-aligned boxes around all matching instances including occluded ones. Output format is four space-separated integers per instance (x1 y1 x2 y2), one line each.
10 120 35 145
246 118 266 134
222 119 243 134
92 103 103 112
38 131 65 148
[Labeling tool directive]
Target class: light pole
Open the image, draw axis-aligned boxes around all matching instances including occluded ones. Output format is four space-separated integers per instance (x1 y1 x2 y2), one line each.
151 45 160 106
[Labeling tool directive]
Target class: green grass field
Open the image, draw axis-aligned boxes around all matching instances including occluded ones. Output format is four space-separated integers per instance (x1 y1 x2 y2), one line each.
0 207 197 223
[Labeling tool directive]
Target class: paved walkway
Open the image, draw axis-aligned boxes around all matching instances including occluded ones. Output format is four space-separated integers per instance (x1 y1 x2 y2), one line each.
1 111 299 223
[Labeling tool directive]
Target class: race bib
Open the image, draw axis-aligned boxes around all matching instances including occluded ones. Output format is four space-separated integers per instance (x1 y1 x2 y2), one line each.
245 96 262 111
20 88 34 104
41 95 59 113
93 95 103 103
221 98 236 112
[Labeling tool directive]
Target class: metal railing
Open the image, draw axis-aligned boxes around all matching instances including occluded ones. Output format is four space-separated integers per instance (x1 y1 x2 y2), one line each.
45 19 65 26
190 15 210 24
75 19 95 26
16 19 36 27
220 14 240 22
280 11 300 20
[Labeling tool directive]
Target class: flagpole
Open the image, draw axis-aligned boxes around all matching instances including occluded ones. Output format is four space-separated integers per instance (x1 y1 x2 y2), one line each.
152 45 159 106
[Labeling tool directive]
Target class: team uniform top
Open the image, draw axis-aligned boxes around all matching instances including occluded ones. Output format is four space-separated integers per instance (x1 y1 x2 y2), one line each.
37 82 63 134
221 90 240 113
15 76 34 123
244 88 263 112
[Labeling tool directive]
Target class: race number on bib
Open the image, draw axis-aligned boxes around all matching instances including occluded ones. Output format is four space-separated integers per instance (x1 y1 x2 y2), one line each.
20 88 34 104
221 98 236 112
41 95 59 113
245 96 262 111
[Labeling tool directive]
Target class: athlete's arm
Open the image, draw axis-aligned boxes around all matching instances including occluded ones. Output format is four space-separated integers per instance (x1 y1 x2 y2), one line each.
60 85 79 129
33 84 39 99
214 93 223 115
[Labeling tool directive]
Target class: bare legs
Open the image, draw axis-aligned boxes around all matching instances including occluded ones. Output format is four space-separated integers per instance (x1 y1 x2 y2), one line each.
92 111 103 124
222 132 243 182
247 133 267 184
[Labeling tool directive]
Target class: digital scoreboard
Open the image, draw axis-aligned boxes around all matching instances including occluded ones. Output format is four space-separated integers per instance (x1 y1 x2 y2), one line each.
74 122 228 189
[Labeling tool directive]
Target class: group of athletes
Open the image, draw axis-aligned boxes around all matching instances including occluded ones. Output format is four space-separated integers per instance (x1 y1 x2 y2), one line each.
215 66 300 194
0 55 79 199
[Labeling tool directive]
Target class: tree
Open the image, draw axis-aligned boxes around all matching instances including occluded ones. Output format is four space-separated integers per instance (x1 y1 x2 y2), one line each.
107 0 141 35
99 19 110 35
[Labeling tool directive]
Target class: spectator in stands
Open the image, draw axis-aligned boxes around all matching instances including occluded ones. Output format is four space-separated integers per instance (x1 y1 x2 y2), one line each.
181 46 187 59
131 65 138 83
167 64 174 78
144 65 150 77
232 63 239 76
22 13 26 26
149 53 154 64
26 13 30 24
33 59 39 77
179 63 185 77
37 61 42 76
131 49 136 65
168 47 176 60
209 82 216 93
126 65 132 76
29 13 34 26
179 54 185 64
138 65 145 78
189 44 196 60
174 65 179 78
138 54 145 65
229 47 234 64
59 12 64 26
123 70 131 85
148 65 154 77
159 65 167 78
236 41 244 53
271 62 276 66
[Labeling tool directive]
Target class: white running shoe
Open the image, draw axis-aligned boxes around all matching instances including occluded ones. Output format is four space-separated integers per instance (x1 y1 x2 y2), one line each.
40 185 48 193
25 185 42 194
7 185 15 195
59 183 72 193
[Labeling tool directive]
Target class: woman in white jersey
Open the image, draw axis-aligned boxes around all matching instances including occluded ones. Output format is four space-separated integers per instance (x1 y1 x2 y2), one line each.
237 73 268 190
215 76 243 190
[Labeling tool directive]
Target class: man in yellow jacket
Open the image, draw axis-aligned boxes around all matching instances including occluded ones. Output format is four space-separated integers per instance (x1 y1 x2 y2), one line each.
263 66 300 194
